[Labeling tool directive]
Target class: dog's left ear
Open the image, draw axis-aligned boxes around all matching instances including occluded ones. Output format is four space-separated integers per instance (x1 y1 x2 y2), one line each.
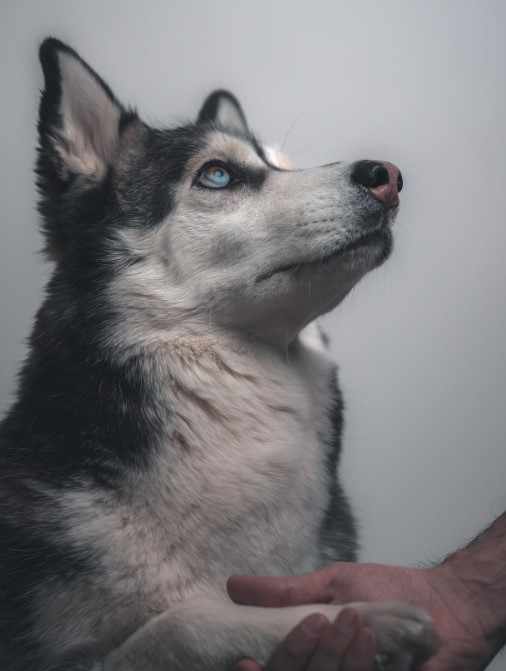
36 39 139 259
37 38 128 182
196 90 249 134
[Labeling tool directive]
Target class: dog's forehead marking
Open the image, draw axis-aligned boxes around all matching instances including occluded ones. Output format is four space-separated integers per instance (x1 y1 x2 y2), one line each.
186 131 266 173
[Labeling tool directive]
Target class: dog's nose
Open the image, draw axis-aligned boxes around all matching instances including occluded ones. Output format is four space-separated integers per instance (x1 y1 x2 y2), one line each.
351 160 403 209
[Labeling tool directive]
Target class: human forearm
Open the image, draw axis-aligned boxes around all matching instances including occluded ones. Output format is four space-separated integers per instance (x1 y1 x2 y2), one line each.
435 512 506 656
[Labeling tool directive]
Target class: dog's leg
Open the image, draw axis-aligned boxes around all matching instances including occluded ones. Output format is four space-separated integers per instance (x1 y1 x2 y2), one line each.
99 597 438 671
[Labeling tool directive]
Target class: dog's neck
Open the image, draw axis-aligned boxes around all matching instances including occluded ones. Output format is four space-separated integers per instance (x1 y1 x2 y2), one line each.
107 320 333 455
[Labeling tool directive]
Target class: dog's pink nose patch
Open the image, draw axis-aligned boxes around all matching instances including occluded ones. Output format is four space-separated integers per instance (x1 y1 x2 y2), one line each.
369 161 402 209
351 159 403 210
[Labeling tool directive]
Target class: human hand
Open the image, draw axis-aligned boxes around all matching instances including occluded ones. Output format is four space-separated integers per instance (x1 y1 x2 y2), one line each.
232 608 376 671
228 562 496 671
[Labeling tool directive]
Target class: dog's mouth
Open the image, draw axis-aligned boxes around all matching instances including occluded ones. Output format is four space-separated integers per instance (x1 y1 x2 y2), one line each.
256 225 392 282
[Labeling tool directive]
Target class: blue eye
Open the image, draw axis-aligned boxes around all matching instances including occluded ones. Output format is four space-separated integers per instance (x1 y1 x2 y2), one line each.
198 164 231 188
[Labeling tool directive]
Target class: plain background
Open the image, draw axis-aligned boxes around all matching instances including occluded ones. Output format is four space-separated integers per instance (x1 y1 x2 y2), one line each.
1 2 505 668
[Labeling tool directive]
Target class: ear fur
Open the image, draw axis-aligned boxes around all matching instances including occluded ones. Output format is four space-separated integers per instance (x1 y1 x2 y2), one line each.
197 90 249 134
38 38 127 180
36 38 136 259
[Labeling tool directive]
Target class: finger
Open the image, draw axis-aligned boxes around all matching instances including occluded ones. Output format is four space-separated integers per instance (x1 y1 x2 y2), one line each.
341 626 376 671
232 661 262 671
263 613 330 670
227 567 333 608
306 608 362 671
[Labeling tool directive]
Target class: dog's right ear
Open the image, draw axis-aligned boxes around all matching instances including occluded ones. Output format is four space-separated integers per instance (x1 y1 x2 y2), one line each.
196 90 249 135
36 38 137 258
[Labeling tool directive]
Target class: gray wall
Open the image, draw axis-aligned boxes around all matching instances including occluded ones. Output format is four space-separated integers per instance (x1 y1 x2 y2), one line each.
1 2 505 667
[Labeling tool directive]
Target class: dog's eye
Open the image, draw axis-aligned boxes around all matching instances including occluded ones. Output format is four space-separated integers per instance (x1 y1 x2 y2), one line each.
198 164 231 189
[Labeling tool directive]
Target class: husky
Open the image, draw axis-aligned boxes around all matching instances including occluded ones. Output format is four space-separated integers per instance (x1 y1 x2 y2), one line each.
0 39 437 671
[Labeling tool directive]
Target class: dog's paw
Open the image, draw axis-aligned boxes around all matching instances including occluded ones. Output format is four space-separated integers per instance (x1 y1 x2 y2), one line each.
352 601 439 671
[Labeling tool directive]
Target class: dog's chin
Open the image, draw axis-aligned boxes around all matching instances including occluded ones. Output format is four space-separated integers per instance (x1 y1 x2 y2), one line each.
256 224 393 284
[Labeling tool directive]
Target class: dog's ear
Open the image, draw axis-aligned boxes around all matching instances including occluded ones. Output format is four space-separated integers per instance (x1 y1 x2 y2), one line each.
36 38 137 259
37 38 128 180
196 90 249 134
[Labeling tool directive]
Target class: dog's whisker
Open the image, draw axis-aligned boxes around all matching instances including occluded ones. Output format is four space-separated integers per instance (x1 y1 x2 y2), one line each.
280 108 308 153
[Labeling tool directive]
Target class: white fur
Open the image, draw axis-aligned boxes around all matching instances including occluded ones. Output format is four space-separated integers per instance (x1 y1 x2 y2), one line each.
104 597 436 671
34 331 336 659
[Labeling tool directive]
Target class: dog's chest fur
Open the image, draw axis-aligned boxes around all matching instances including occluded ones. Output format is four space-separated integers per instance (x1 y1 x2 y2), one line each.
37 328 338 648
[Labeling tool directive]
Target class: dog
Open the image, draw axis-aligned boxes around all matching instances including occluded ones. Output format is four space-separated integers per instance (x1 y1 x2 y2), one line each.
0 38 437 671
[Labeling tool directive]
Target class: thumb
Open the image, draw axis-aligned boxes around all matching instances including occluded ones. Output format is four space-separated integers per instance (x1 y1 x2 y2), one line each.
227 566 335 608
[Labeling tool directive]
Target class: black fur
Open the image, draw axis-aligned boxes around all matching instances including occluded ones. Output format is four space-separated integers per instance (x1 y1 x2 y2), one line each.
319 368 358 562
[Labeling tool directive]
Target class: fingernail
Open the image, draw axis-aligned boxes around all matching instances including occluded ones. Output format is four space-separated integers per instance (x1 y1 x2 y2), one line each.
302 613 329 636
336 608 357 629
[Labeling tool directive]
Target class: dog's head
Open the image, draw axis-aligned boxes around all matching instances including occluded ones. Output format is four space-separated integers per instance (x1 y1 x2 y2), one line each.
37 39 402 346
